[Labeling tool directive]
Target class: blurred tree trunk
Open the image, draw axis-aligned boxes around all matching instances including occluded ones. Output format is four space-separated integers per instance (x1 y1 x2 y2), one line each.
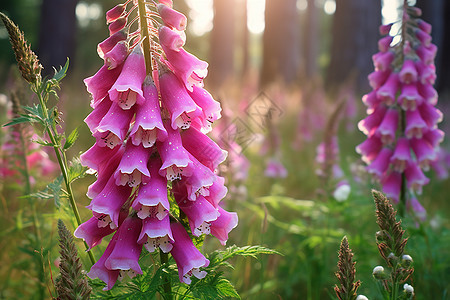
38 0 78 76
416 0 449 93
240 0 250 78
261 0 300 87
209 0 236 90
326 0 381 92
303 0 319 77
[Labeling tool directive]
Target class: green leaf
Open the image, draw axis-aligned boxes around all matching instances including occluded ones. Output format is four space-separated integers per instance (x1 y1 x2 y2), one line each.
215 278 240 298
68 157 88 183
63 127 79 150
53 58 69 82
3 116 35 127
48 175 64 207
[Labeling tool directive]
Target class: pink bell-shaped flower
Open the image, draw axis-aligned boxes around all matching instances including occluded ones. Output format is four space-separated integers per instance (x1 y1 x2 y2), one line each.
356 135 383 164
410 138 436 171
109 45 146 109
130 76 167 148
398 83 423 111
87 234 120 291
210 206 238 245
132 157 170 220
159 70 201 130
399 59 418 84
104 41 128 70
177 195 219 236
157 122 192 181
97 29 128 59
84 64 123 108
84 97 112 134
104 217 143 278
114 142 152 187
157 3 187 31
390 138 411 173
376 72 400 105
381 171 402 203
158 25 186 52
405 109 427 139
170 222 210 284
138 214 174 253
367 148 393 179
375 108 398 145
405 161 429 194
94 102 135 148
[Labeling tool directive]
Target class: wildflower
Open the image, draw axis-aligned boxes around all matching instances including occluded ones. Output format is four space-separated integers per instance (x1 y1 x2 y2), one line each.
357 4 444 216
372 265 385 280
78 0 236 290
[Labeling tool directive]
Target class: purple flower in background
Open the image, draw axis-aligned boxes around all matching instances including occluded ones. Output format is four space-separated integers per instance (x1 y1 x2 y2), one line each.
357 5 444 219
77 0 237 290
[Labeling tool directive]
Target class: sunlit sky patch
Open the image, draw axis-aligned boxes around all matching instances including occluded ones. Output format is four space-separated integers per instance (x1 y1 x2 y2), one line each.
76 2 101 28
185 0 214 36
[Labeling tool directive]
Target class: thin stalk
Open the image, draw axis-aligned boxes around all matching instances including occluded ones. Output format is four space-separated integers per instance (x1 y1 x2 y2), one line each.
138 0 153 75
35 84 95 266
160 251 172 300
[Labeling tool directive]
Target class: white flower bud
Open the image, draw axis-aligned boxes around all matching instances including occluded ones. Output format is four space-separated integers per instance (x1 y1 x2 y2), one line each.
402 254 413 266
403 283 414 295
372 265 385 279
333 183 351 202
356 295 369 300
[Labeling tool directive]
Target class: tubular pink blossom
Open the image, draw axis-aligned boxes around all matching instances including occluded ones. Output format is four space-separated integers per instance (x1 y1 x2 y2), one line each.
416 60 436 85
368 69 390 90
87 176 132 228
84 97 112 134
157 123 192 181
390 138 411 173
367 148 393 179
405 161 429 194
132 157 170 220
106 4 126 23
159 71 201 130
381 171 402 203
398 83 423 111
161 46 208 92
97 29 128 59
416 44 437 65
417 19 432 34
375 108 399 145
416 28 432 47
423 129 444 148
80 139 121 171
362 91 381 114
210 206 238 245
109 45 146 109
417 82 438 105
188 86 222 130
138 215 174 253
357 105 388 137
87 145 124 199
399 60 418 84
376 72 400 105
405 109 428 139
204 176 228 207
356 135 383 164
407 196 426 221
177 195 219 236
105 217 143 276
104 41 128 70
410 138 436 171
264 157 288 178
379 23 393 35
74 216 116 250
418 102 443 127
181 126 227 171
87 234 120 291
157 4 187 31
84 64 123 108
373 51 394 71
378 35 393 53
93 102 135 148
109 16 127 35
114 143 152 187
170 222 210 284
130 76 167 147
158 25 186 52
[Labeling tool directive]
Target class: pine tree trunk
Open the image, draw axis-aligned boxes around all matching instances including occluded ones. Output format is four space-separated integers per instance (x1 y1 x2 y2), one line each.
326 0 381 92
261 0 300 87
208 0 236 90
37 0 78 76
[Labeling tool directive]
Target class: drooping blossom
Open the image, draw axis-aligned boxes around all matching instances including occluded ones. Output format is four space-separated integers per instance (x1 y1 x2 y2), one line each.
357 4 444 217
76 0 237 290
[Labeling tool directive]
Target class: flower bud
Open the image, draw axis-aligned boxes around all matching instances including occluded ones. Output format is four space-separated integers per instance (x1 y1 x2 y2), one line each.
403 283 414 295
372 265 386 280
356 295 369 300
106 4 126 23
401 254 413 267
387 252 398 266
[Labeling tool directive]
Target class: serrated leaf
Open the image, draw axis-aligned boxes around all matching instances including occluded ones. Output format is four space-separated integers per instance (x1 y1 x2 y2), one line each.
3 116 34 127
64 127 79 150
216 278 240 298
53 58 69 82
68 157 88 183
48 175 64 207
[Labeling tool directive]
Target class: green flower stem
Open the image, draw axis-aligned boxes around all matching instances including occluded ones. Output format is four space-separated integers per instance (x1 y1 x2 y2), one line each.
34 83 95 266
160 251 172 300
